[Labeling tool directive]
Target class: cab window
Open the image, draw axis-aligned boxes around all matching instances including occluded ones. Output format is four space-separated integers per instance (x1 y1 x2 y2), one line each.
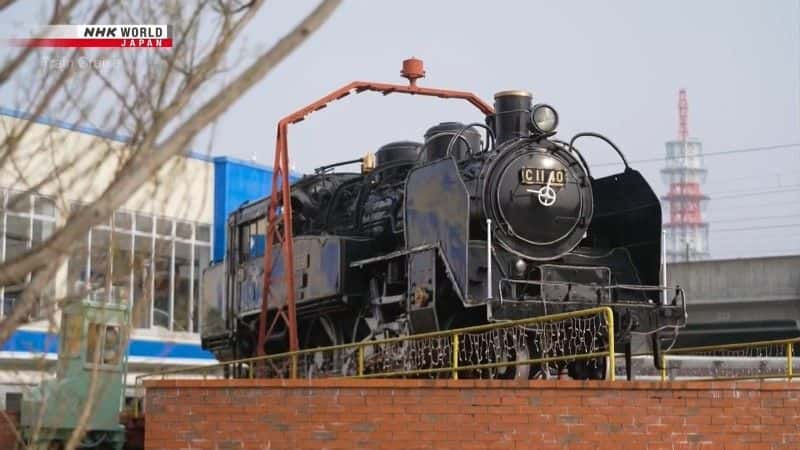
86 323 123 366
238 218 266 260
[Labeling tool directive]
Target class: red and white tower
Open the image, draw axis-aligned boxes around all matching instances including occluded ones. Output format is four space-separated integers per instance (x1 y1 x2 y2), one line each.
661 89 710 262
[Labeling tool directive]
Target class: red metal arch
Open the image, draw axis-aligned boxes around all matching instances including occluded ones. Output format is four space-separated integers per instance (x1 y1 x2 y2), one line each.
257 59 494 361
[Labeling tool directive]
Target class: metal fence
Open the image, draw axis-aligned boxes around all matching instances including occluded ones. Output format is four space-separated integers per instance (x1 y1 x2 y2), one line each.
658 337 798 382
131 307 800 418
133 307 615 414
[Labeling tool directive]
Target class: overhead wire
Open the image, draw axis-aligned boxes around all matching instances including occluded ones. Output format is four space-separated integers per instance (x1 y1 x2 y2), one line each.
711 186 800 200
710 213 800 223
704 183 800 197
713 223 800 232
594 142 800 167
698 199 800 211
706 171 800 186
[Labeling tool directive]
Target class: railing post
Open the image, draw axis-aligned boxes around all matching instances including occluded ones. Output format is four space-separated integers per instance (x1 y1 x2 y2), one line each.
452 334 459 380
787 342 793 381
291 354 298 379
605 308 615 381
660 354 667 382
357 346 364 377
249 363 254 379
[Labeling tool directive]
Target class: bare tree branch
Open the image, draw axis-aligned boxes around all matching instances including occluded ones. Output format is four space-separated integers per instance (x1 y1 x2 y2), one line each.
0 0 342 348
0 257 62 350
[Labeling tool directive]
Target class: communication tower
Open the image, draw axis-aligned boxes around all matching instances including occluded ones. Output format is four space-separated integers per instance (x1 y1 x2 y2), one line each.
661 89 710 262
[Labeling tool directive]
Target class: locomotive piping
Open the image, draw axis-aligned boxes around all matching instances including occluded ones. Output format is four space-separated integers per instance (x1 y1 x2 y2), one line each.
444 122 496 157
567 132 630 170
417 132 471 162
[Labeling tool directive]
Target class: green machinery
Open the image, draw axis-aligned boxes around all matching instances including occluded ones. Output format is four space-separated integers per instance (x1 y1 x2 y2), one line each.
20 294 129 449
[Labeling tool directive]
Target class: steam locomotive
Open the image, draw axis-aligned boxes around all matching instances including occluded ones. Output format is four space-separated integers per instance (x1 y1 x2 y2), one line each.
201 89 686 379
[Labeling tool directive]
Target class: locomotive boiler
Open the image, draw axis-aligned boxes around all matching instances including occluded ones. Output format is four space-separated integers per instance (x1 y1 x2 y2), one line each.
201 66 686 380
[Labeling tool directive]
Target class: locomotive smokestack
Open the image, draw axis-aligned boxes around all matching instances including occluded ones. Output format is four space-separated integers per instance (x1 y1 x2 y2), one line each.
491 90 532 144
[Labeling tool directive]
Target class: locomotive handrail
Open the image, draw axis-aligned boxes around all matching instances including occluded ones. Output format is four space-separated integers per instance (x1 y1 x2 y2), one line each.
566 132 631 178
496 278 687 321
552 139 592 178
349 243 437 267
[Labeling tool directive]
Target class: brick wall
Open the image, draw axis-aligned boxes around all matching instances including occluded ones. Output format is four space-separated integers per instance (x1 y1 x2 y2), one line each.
0 412 20 450
144 379 800 450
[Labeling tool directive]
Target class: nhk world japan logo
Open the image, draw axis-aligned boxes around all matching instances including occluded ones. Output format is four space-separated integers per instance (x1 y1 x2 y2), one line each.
5 25 172 48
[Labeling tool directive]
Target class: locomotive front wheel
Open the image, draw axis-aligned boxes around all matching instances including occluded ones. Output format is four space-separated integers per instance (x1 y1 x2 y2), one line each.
492 344 531 380
302 314 344 377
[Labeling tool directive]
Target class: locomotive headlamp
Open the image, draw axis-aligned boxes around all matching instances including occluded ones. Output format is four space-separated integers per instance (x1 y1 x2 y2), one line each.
531 104 559 134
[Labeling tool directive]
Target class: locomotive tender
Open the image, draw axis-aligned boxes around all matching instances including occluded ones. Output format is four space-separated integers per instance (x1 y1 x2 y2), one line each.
202 70 686 379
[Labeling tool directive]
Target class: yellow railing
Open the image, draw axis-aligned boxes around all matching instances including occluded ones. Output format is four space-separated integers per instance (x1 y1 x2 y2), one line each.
133 306 616 416
129 305 800 418
659 337 800 382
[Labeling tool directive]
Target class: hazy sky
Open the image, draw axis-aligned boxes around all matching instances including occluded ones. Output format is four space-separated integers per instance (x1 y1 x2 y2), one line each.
213 0 800 260
5 1 800 259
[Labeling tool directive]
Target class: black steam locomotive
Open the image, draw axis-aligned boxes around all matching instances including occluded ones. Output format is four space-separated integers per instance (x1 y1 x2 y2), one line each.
201 90 685 379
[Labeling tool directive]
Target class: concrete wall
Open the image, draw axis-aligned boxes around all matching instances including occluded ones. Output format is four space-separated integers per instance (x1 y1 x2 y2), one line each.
669 256 800 326
669 256 800 305
144 378 800 450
